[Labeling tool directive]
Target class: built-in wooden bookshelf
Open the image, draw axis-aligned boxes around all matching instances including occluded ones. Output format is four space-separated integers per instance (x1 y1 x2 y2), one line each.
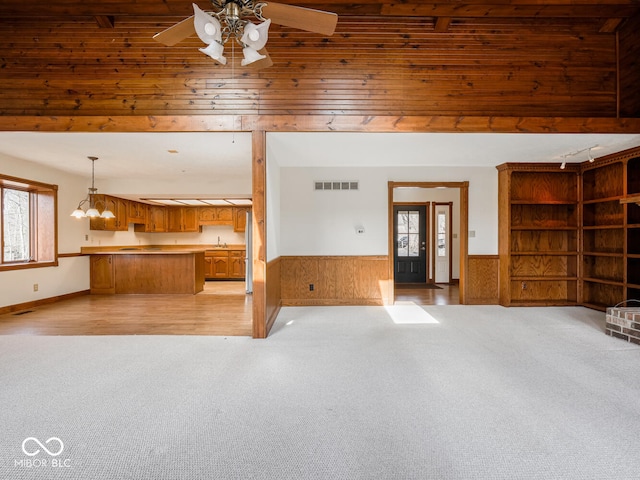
581 160 625 310
498 146 640 311
580 148 640 310
624 156 640 302
498 164 580 306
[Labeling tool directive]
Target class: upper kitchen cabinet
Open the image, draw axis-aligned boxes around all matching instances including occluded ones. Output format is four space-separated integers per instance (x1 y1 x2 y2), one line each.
127 200 147 225
198 207 233 226
233 207 250 232
167 207 201 233
90 195 128 231
134 205 167 233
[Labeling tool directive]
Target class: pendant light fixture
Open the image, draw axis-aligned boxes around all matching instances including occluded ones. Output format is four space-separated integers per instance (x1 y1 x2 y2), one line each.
70 156 115 219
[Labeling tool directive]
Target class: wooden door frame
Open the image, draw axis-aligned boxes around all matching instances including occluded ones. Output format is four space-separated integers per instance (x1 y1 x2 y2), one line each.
432 202 453 284
392 202 430 285
388 181 469 305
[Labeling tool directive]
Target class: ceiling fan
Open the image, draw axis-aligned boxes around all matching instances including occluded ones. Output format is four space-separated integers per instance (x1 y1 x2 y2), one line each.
153 1 338 68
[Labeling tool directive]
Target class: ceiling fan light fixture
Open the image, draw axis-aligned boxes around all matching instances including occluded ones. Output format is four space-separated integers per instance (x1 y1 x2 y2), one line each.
241 46 266 66
193 3 222 43
199 42 227 64
241 19 271 51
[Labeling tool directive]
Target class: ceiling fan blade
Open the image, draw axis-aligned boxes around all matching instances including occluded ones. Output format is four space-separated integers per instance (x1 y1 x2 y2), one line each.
153 15 196 46
248 49 274 70
261 2 338 36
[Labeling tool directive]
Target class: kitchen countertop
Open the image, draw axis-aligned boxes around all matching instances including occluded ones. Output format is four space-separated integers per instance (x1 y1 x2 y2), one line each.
81 244 245 255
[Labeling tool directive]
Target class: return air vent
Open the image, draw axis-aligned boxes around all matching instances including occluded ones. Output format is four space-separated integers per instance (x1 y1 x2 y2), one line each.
314 181 359 191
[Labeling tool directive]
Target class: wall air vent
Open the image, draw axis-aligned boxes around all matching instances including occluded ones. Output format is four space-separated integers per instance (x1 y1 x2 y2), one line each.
314 181 359 191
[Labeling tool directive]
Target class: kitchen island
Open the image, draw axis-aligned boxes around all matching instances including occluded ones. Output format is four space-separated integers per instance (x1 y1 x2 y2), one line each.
82 247 205 294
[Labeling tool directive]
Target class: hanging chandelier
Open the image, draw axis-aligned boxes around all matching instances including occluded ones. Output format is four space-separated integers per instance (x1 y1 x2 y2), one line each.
70 156 115 219
192 2 271 66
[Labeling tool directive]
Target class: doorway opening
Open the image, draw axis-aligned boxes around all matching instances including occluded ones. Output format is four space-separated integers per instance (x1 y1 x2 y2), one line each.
388 181 469 305
393 204 428 284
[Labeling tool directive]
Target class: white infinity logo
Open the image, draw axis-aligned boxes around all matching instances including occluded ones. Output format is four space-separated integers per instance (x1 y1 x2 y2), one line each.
21 437 64 457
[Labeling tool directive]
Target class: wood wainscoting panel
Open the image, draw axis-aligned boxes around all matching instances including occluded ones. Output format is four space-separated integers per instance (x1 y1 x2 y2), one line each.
281 256 389 306
467 255 500 305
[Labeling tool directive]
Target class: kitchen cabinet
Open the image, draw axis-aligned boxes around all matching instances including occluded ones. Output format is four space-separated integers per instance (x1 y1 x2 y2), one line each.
135 205 167 232
90 254 115 294
233 207 250 232
207 250 229 278
127 200 147 224
167 207 201 232
229 250 246 278
205 249 245 279
204 255 214 278
90 195 128 231
198 207 234 226
87 250 204 294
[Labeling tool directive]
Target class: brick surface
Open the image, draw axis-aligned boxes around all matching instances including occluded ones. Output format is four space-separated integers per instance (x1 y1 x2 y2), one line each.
605 306 640 344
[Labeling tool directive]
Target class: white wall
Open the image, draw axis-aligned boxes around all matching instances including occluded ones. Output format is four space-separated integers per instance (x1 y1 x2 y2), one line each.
0 153 90 308
278 166 497 257
266 148 281 262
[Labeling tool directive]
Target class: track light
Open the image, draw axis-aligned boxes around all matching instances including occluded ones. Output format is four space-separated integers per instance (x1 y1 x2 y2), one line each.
559 155 567 169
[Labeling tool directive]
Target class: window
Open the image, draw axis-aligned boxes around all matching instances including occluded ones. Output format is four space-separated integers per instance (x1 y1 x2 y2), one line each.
397 210 420 257
437 212 447 257
3 188 30 262
0 174 57 271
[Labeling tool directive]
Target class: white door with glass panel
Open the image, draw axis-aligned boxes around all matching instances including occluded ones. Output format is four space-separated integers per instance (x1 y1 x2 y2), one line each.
434 204 451 284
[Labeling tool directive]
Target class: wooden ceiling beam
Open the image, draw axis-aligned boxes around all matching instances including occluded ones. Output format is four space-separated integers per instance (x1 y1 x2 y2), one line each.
1 115 640 134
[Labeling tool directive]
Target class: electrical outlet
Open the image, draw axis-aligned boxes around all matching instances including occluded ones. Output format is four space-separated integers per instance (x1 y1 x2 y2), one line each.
33 284 38 292
85 234 89 241
309 284 314 291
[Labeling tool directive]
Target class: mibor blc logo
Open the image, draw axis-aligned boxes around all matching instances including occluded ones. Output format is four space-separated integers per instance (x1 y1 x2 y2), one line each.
22 437 64 457
15 437 71 468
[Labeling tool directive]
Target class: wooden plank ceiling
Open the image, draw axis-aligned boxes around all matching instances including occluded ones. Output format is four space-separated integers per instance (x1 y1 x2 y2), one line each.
0 1 639 119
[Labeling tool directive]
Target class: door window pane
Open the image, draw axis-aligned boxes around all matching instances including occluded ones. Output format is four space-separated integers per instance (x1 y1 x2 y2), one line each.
397 209 420 257
437 212 446 257
3 188 30 262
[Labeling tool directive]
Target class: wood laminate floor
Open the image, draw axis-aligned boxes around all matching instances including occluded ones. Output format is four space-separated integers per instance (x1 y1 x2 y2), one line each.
394 283 460 306
0 281 252 336
0 282 459 337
